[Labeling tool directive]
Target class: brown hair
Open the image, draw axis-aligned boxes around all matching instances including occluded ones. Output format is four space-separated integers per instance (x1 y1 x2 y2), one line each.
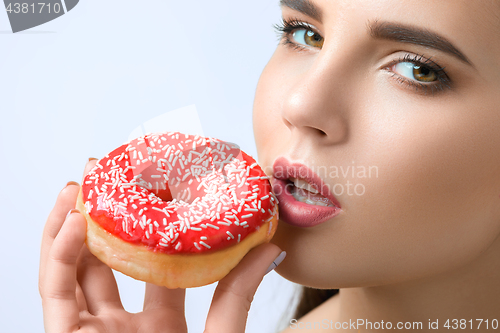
292 287 339 319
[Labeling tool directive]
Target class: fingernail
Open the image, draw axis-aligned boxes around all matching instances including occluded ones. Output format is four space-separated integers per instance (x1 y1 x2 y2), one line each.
265 251 286 275
66 181 79 187
66 209 80 218
88 157 98 162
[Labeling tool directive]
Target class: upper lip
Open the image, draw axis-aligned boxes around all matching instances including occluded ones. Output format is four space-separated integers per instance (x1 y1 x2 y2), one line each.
272 156 342 208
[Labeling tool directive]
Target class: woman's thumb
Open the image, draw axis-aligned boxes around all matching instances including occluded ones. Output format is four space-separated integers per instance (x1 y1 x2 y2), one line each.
204 243 285 333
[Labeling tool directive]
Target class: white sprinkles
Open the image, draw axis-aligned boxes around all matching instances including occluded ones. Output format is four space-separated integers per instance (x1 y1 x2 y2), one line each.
82 132 278 253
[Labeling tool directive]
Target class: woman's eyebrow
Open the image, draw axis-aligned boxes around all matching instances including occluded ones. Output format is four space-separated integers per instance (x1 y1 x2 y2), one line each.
279 0 322 22
279 0 473 68
369 20 473 67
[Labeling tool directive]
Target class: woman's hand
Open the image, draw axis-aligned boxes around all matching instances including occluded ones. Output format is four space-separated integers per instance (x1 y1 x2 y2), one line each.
39 159 283 333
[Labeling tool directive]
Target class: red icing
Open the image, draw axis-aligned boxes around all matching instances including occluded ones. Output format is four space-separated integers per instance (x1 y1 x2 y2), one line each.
81 132 278 254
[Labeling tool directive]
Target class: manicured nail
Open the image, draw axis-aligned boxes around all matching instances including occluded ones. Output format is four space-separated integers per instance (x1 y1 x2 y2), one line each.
265 251 286 275
66 209 80 218
66 181 79 187
88 157 98 161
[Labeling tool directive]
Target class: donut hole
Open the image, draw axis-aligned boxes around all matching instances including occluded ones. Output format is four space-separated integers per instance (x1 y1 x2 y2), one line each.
133 164 176 203
131 141 241 205
144 173 199 205
151 186 173 202
165 176 203 204
136 169 205 205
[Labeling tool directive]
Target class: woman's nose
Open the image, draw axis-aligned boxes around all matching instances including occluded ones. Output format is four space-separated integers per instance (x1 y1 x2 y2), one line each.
281 54 349 145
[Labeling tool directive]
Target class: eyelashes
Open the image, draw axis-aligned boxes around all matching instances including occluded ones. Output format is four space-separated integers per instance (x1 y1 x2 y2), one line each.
273 17 320 52
385 54 452 95
273 17 453 96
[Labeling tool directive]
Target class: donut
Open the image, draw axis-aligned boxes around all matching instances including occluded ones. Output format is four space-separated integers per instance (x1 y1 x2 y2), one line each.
76 132 278 288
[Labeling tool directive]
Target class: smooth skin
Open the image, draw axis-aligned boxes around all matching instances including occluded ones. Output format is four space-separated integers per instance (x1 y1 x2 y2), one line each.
39 159 282 332
252 0 500 331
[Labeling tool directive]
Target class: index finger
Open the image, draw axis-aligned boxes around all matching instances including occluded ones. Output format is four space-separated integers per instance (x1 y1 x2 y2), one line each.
39 183 81 296
39 159 98 294
42 210 87 333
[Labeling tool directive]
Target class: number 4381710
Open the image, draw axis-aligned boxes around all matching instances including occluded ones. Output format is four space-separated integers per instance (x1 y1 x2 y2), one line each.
443 319 499 330
5 3 62 14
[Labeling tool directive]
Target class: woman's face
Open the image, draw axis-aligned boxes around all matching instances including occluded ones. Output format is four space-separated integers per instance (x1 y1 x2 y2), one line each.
253 0 500 288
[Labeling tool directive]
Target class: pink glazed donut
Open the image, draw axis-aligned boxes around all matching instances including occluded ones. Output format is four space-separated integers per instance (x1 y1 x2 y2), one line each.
76 132 278 288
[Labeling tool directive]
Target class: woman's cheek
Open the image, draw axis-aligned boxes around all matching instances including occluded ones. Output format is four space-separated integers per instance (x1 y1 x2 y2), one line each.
351 99 500 276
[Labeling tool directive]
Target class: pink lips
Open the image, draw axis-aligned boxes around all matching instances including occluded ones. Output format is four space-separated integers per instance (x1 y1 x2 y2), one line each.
272 157 342 227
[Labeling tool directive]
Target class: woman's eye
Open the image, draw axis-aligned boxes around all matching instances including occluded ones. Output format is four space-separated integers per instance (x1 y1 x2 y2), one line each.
393 62 438 83
291 28 324 49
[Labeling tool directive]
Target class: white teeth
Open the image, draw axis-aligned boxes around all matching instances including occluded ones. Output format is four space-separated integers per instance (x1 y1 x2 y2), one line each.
291 190 332 207
290 177 319 194
289 177 335 207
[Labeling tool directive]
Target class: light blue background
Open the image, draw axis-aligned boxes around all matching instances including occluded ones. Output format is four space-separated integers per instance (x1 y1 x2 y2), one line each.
0 1 297 332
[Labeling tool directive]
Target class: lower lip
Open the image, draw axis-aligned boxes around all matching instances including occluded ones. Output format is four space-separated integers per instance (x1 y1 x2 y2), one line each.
273 179 341 227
